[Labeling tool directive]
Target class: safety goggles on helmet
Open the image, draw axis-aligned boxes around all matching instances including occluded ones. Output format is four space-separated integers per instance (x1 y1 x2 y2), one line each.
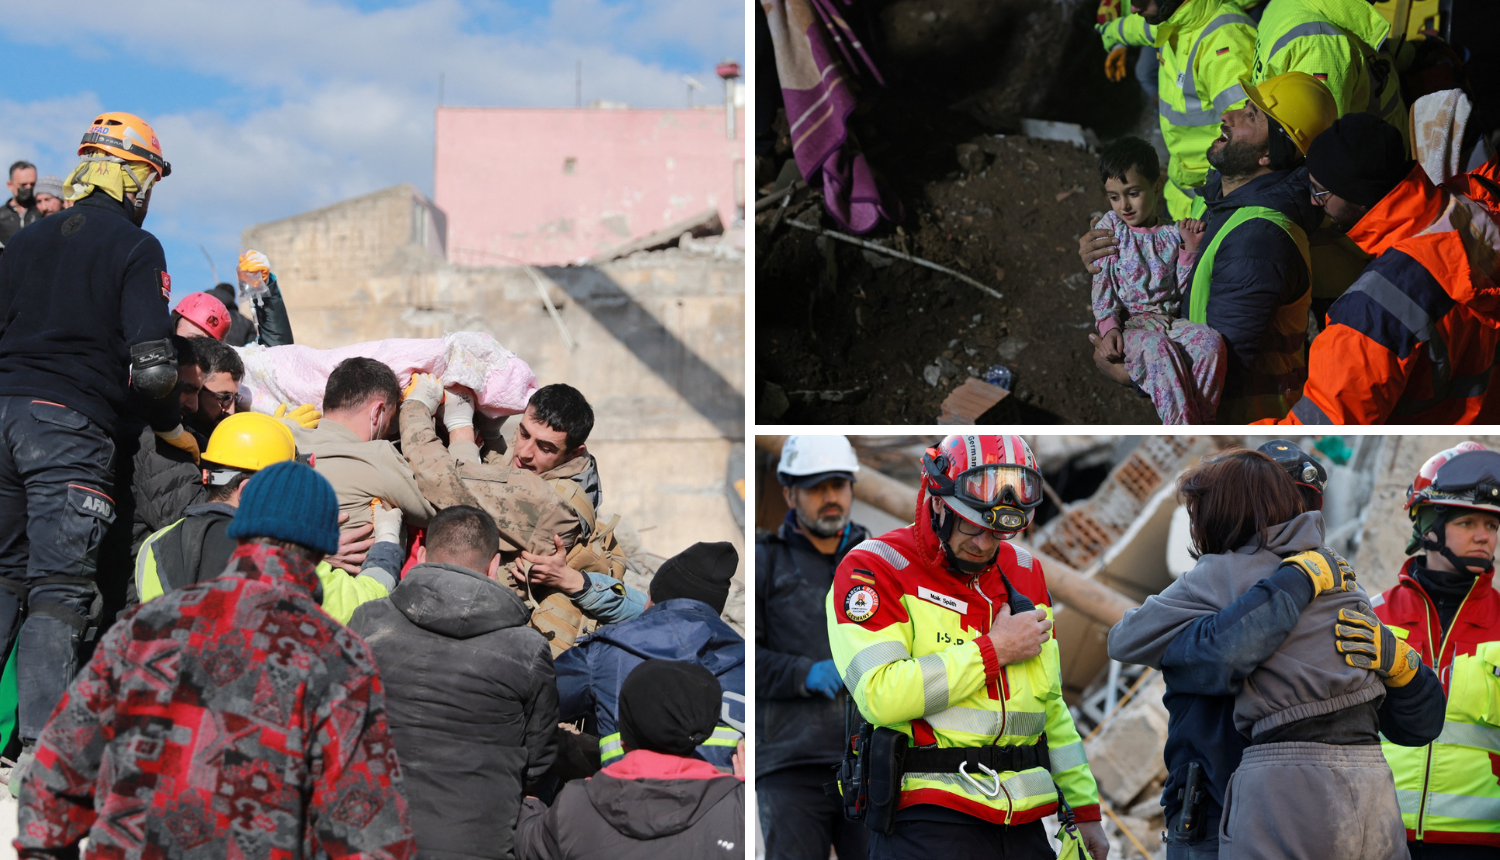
923 454 1043 531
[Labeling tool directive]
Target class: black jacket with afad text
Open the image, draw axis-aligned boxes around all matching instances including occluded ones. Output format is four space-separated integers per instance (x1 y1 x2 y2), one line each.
349 562 559 860
755 513 868 778
0 192 174 431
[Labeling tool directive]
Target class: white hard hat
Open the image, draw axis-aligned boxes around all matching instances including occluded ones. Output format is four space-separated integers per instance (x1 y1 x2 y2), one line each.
778 435 861 487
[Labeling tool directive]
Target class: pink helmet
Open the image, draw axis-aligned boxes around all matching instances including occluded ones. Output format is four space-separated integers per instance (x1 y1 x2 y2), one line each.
175 291 230 341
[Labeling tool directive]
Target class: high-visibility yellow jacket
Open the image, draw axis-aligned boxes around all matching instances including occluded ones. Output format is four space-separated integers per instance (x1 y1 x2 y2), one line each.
1099 1 1257 219
1252 0 1406 142
826 519 1101 825
1373 560 1500 847
136 517 388 625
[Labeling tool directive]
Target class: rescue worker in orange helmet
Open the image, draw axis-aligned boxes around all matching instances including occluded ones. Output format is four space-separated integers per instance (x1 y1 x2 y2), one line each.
825 434 1108 859
1347 443 1500 851
1271 113 1500 424
0 111 183 781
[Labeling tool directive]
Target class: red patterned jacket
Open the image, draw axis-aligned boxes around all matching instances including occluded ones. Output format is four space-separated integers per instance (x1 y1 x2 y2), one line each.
15 542 416 860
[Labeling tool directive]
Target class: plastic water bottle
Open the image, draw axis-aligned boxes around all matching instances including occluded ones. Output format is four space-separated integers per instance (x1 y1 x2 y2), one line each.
984 364 1013 390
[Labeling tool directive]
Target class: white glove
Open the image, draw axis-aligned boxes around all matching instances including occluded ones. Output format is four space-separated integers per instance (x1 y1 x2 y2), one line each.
442 388 475 432
371 500 404 545
403 373 444 414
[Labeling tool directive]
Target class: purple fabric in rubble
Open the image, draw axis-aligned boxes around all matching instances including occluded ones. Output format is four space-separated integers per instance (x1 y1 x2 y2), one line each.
766 0 902 234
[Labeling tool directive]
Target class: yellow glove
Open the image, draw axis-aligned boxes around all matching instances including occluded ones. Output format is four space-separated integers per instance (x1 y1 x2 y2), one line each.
274 402 321 429
154 425 200 464
238 249 271 274
1281 548 1357 598
1105 46 1129 82
1336 605 1421 687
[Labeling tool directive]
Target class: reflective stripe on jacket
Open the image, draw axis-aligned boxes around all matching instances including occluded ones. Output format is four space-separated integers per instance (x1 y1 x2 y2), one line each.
1373 561 1500 846
1278 162 1500 425
1253 0 1405 141
826 523 1100 825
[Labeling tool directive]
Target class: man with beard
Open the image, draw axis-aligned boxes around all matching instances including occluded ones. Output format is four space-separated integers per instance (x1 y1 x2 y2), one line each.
826 434 1108 860
184 334 244 438
0 161 40 246
1177 71 1335 422
756 435 872 860
1271 113 1500 424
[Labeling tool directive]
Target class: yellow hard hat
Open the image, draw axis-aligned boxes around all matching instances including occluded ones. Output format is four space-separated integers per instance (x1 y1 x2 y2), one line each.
202 412 297 473
1240 72 1338 155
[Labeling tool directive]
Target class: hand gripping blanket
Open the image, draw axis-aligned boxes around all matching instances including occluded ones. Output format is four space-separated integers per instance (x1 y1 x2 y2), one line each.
236 332 538 418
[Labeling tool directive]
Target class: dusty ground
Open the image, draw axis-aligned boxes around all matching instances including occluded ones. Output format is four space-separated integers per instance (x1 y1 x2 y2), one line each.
757 130 1160 424
755 0 1162 424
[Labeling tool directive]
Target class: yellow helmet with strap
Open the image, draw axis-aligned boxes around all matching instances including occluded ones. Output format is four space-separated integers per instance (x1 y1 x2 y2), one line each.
1241 71 1338 154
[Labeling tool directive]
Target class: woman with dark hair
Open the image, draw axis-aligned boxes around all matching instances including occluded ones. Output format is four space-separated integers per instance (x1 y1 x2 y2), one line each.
1109 448 1423 860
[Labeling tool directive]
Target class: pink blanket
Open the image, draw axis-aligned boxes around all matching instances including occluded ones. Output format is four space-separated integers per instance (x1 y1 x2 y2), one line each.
237 332 538 418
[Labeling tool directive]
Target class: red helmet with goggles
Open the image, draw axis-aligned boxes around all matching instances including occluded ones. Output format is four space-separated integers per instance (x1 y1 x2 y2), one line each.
921 434 1042 535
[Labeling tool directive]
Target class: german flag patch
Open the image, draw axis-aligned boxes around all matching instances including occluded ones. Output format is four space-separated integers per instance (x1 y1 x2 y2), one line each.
1313 73 1328 81
850 568 876 586
1215 47 1229 55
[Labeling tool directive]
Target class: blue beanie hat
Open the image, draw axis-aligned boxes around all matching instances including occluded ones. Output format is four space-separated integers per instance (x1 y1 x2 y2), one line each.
226 460 341 555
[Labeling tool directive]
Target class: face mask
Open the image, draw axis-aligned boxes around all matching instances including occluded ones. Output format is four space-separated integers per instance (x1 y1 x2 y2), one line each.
15 187 34 206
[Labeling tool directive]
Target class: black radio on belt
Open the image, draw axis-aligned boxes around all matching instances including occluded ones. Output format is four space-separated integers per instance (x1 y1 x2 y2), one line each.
1168 761 1208 844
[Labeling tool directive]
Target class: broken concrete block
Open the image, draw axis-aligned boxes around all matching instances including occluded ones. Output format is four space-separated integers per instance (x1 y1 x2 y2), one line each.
1084 673 1169 808
938 377 1009 424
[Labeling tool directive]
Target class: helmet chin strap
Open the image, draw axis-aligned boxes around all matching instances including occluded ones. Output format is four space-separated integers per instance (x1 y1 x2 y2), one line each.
930 503 997 575
1422 534 1494 573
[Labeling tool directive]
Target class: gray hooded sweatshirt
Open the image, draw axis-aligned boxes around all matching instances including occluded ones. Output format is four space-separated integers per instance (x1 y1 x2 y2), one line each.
1109 511 1384 738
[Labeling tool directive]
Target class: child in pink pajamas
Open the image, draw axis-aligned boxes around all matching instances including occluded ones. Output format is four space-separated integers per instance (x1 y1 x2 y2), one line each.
1087 137 1227 424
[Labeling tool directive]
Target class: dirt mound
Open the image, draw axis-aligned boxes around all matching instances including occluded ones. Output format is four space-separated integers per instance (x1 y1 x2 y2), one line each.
757 131 1161 425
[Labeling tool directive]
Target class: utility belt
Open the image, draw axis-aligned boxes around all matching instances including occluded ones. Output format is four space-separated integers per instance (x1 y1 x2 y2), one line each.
826 697 1055 836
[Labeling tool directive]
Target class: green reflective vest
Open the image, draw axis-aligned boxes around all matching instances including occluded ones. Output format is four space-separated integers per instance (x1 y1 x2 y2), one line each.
1189 204 1312 422
1253 0 1407 144
135 519 386 625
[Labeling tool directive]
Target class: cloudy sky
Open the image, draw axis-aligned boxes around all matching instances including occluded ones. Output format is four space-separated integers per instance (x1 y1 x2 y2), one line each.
0 0 744 297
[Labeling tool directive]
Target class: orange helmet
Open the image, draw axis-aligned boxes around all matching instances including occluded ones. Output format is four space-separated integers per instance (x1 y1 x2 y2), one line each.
78 112 170 179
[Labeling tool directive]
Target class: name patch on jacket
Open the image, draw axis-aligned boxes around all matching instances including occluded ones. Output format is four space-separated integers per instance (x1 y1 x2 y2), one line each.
917 586 968 614
844 585 879 622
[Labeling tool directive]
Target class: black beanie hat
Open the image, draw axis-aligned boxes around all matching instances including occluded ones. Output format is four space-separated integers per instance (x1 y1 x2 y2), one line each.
1306 113 1414 207
618 659 722 757
649 541 738 614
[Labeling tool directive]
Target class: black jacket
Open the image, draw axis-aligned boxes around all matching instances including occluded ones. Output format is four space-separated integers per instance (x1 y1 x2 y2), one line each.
755 514 868 778
348 562 559 860
1185 167 1322 400
136 501 238 605
0 198 40 245
207 279 294 347
0 192 174 431
130 423 206 557
513 752 744 860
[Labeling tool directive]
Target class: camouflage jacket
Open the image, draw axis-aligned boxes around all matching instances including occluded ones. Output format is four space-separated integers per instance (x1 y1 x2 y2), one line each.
399 401 582 558
16 542 416 860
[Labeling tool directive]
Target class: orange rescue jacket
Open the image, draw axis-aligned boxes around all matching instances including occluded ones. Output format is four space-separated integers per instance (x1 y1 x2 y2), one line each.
1273 160 1500 424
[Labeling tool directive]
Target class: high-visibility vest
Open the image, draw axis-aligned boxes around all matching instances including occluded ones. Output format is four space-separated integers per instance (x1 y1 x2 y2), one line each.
826 526 1100 826
1373 561 1500 847
1189 204 1311 422
1253 0 1406 144
134 518 386 625
1098 2 1256 220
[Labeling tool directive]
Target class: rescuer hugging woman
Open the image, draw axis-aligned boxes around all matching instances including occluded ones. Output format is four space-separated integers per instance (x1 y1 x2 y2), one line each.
1107 447 1445 860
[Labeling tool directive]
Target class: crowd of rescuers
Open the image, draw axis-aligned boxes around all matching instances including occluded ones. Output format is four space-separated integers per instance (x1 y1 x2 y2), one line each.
0 110 746 859
1076 0 1500 425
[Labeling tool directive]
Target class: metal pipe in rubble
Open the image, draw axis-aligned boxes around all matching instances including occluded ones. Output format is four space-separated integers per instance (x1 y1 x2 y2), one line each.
754 435 1140 628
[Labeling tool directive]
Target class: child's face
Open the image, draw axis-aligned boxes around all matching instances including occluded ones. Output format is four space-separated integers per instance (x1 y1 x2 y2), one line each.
1104 167 1160 227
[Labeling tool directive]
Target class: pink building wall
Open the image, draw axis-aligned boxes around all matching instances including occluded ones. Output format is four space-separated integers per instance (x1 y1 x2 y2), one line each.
435 106 745 266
